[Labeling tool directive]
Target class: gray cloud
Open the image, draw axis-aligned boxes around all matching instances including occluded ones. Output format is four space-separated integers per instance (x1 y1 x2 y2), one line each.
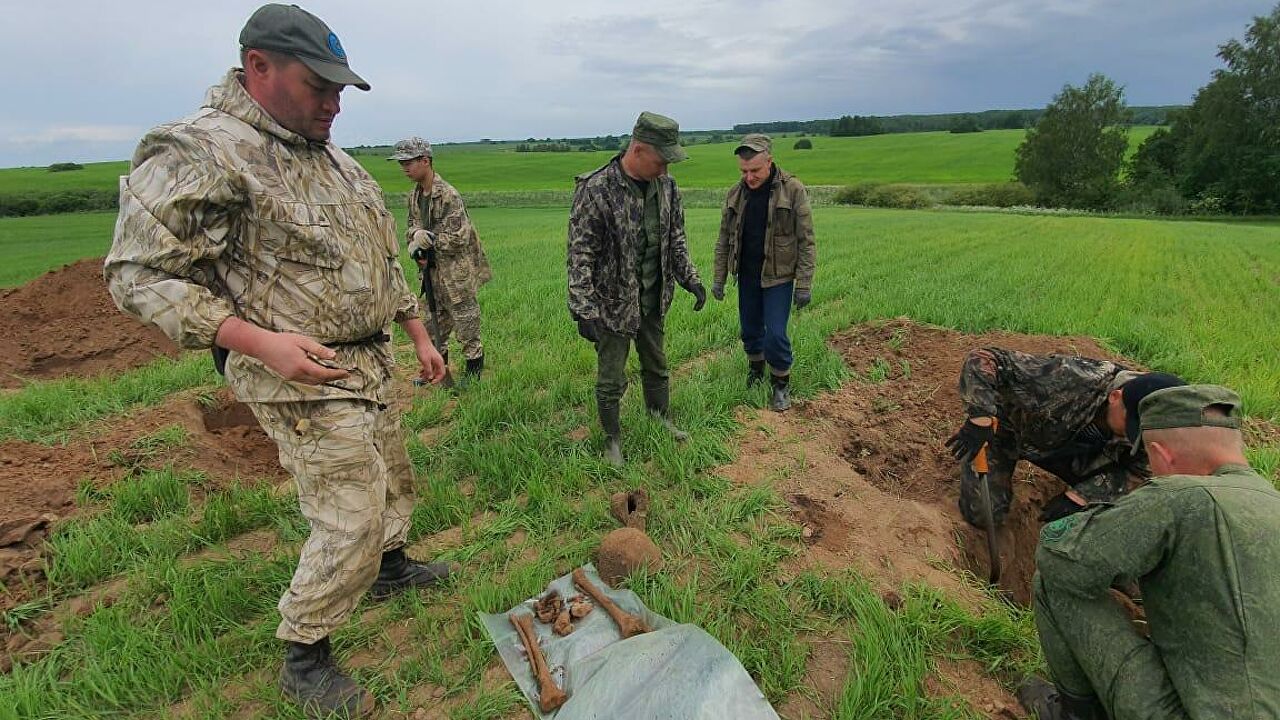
0 0 1270 166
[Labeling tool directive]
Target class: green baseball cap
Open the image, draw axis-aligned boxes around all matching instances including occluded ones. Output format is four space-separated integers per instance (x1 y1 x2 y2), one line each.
735 133 772 155
388 137 433 161
631 111 688 163
239 4 370 91
1138 384 1242 444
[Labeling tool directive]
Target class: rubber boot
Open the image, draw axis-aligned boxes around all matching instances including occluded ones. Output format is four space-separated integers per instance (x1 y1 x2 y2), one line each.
1016 676 1106 720
747 359 766 388
599 401 624 467
643 382 689 442
280 637 375 719
769 373 791 412
464 354 484 383
368 548 449 600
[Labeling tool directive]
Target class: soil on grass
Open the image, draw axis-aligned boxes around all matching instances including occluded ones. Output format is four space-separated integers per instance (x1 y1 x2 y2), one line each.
720 318 1143 718
0 258 180 388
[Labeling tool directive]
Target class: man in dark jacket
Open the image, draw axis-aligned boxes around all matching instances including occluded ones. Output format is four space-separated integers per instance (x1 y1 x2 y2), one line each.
711 134 816 411
567 111 706 465
946 347 1184 526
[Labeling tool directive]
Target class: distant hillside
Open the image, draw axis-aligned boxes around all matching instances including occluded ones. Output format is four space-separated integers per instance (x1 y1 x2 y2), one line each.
733 106 1183 136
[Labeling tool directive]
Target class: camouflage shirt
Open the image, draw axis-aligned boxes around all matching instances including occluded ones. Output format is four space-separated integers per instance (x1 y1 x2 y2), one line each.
105 69 418 405
567 156 701 336
959 347 1148 479
406 175 492 307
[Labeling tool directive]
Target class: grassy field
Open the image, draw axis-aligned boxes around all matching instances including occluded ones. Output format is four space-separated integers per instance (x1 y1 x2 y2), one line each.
3 145 1280 717
0 127 1160 199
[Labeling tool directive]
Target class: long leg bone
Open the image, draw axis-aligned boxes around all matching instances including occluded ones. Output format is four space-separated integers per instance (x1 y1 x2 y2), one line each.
571 567 650 638
509 612 569 712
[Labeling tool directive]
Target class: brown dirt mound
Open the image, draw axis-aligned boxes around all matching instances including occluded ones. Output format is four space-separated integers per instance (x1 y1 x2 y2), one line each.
0 257 180 387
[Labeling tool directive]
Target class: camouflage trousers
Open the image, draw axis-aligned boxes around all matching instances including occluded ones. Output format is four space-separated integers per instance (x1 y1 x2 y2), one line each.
250 398 415 644
1033 573 1189 718
426 294 483 361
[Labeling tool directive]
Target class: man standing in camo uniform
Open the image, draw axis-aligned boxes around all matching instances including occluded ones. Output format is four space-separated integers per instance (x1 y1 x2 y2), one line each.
567 111 707 466
105 5 449 718
946 347 1185 527
712 133 816 412
390 137 492 387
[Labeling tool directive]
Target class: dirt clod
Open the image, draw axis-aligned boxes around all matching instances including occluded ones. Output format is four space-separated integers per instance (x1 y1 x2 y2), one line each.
596 527 662 586
533 590 562 624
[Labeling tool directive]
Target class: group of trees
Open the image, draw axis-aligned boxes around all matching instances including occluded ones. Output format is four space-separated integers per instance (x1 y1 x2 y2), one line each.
1016 4 1280 214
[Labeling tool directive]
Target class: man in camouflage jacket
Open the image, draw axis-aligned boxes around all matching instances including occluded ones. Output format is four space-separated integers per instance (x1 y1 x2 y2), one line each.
390 137 492 386
104 6 447 717
946 347 1184 527
567 111 707 465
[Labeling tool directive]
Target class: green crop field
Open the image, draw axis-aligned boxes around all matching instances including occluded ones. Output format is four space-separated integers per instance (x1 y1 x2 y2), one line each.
0 127 1160 199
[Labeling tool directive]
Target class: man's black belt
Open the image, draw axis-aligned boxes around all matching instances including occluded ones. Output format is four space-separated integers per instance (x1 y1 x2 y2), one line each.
327 332 391 348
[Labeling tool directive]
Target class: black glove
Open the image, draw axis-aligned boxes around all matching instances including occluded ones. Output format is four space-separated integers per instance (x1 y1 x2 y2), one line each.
711 282 725 302
794 289 812 309
945 418 996 463
690 282 707 311
1039 491 1088 522
576 318 600 343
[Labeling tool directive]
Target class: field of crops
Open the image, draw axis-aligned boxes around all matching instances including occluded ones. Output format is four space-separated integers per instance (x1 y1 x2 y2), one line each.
1 129 1278 718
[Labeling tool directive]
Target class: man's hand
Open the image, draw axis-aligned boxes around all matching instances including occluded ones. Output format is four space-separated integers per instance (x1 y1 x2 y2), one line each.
576 317 600 343
690 282 707 311
256 332 352 385
711 282 725 302
794 289 812 310
945 416 996 463
410 234 436 269
414 339 447 385
1039 490 1088 522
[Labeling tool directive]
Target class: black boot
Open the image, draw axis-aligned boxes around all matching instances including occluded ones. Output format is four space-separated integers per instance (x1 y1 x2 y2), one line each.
464 354 484 383
280 637 375 719
1016 676 1106 720
747 359 766 388
769 373 791 412
643 382 689 442
599 401 624 466
368 548 449 600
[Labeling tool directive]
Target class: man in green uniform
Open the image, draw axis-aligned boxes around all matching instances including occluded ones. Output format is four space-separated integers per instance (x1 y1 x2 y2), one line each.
948 347 1185 525
105 6 449 718
567 112 707 466
390 137 492 387
1021 384 1280 719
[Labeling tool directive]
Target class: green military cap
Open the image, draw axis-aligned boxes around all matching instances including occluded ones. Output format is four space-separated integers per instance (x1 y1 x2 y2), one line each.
388 137 433 161
631 111 688 163
1139 384 1243 438
735 133 772 155
239 4 371 91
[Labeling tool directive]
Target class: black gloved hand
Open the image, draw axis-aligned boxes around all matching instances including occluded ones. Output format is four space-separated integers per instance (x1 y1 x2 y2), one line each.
711 282 725 302
945 417 996 463
1039 491 1088 522
794 289 812 309
576 318 600 343
690 282 707 311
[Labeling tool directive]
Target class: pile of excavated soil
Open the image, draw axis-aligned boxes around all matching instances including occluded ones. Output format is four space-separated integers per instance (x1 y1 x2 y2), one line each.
0 258 180 387
722 318 1144 718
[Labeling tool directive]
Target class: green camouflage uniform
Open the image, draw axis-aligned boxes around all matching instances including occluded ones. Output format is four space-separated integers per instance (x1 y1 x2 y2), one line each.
406 175 491 361
957 347 1146 524
1035 464 1280 718
105 69 421 644
567 156 701 415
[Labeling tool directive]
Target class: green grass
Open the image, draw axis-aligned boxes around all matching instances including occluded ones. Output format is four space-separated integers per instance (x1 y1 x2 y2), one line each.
2 198 1279 716
0 211 116 287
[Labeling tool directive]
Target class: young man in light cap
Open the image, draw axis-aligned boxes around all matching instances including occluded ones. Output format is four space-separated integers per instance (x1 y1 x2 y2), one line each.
947 348 1186 527
567 111 707 466
711 133 816 411
105 5 450 717
390 137 492 387
1020 384 1280 719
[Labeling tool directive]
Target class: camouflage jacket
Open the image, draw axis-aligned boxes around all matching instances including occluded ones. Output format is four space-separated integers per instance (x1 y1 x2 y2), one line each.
959 347 1148 480
567 156 701 336
105 69 418 405
714 166 816 291
406 175 492 307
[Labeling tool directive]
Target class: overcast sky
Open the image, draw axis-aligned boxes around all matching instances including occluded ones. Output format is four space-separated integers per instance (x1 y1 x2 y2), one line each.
0 0 1270 167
